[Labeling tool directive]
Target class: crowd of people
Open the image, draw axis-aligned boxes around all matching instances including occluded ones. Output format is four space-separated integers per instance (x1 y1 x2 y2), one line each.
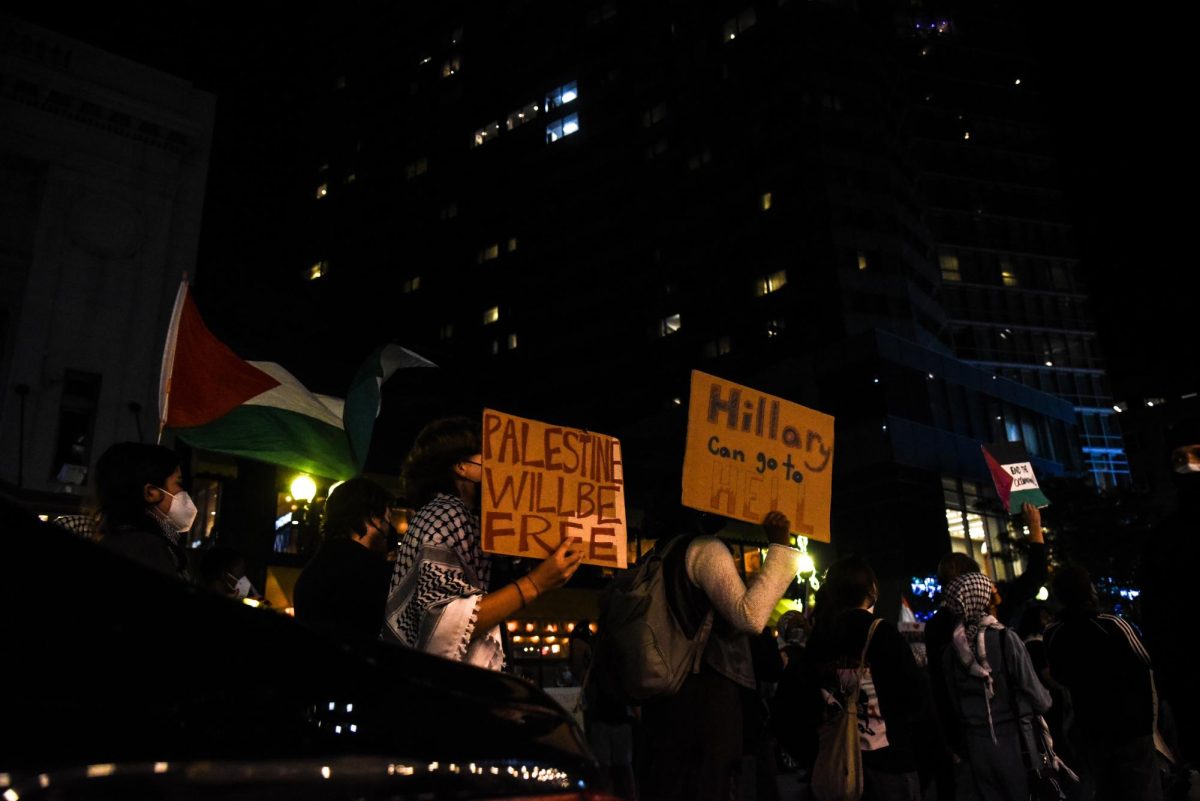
60 415 1200 801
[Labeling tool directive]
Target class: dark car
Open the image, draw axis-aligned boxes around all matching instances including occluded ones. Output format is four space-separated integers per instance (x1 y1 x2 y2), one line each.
0 500 609 800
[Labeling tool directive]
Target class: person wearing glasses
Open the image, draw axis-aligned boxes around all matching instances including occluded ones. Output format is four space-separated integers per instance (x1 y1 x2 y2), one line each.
381 416 583 669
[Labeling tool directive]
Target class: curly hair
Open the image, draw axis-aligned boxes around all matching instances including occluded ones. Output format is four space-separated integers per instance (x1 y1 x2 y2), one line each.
400 417 481 507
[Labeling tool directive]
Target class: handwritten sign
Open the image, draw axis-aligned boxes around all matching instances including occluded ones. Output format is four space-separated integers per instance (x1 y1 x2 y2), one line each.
681 371 835 541
481 409 627 568
981 442 1050 513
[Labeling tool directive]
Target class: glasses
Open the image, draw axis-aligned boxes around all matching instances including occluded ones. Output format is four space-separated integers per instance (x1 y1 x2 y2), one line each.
463 459 482 467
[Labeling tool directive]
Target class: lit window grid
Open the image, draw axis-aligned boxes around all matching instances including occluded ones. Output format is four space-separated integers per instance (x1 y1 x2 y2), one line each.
546 113 580 143
545 81 578 110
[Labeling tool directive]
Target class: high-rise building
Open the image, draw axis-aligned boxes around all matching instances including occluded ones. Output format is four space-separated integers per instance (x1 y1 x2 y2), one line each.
282 1 1101 583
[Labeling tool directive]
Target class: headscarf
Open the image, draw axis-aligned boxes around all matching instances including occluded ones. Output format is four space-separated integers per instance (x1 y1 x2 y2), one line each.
944 571 1004 741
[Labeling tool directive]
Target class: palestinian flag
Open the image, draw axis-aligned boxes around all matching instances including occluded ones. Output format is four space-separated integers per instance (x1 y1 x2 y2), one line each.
981 441 1051 514
159 282 434 479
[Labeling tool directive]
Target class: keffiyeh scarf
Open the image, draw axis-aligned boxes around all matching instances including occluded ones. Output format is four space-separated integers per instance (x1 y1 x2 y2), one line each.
382 493 502 668
944 571 1004 741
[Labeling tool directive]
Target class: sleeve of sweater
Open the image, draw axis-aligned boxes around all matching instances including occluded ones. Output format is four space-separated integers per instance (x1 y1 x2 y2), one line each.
685 536 801 634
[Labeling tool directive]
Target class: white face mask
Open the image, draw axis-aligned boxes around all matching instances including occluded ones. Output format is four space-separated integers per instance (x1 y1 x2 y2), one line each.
157 488 198 532
1174 462 1200 475
234 576 252 598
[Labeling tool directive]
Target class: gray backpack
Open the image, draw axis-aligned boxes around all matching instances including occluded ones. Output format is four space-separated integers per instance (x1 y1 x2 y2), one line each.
599 536 714 702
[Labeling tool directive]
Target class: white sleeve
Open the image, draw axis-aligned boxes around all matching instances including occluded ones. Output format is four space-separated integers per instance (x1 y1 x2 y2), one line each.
685 536 802 634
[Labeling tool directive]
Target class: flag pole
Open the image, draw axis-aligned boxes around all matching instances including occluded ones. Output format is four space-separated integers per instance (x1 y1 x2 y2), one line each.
158 275 189 444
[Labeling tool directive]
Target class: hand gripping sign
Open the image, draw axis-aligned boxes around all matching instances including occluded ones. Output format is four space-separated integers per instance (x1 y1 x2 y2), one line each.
682 371 835 542
481 409 628 568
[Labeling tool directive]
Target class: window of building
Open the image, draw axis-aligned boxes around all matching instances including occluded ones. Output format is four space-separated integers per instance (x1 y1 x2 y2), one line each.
473 121 500 147
761 192 772 211
766 319 786 338
507 237 518 253
645 139 668 160
315 184 328 200
450 27 463 45
546 81 578 109
483 306 500 324
688 149 713 170
546 113 580 143
442 56 461 78
657 314 682 337
506 101 540 130
507 333 519 350
478 244 500 263
1001 270 1018 287
722 8 756 42
440 203 458 220
755 270 788 297
50 371 102 485
440 324 454 340
309 261 328 280
402 276 421 293
491 340 501 356
703 336 732 358
587 2 617 25
939 252 962 282
858 252 869 271
345 173 356 184
643 103 667 128
405 158 428 179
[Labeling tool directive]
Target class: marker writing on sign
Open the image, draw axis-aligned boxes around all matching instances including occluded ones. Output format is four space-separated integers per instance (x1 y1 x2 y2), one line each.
707 383 832 471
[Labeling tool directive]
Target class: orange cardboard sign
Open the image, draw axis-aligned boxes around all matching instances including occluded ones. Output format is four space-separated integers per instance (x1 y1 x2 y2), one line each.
681 371 834 542
481 409 627 568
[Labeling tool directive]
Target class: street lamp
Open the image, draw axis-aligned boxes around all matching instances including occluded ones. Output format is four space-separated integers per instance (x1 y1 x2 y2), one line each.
797 545 816 612
290 475 318 503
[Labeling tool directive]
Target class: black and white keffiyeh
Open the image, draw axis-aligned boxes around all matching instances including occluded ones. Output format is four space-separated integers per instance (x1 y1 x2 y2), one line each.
382 493 500 667
945 571 1005 740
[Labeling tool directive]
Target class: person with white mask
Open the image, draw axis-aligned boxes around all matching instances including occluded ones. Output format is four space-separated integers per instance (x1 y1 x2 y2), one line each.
94 442 195 577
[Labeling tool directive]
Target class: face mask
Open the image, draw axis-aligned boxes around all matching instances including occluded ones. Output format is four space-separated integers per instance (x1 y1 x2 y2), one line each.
234 576 252 598
1174 461 1200 475
157 488 198 532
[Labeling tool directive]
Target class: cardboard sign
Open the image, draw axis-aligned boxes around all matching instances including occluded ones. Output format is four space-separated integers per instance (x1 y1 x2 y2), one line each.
982 441 1050 513
481 409 627 568
682 371 834 542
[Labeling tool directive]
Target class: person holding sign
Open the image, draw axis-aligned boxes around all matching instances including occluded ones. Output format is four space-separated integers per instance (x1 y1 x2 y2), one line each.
381 417 584 669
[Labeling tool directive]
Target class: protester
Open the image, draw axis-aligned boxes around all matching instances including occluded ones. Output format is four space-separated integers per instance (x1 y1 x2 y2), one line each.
381 416 583 668
294 477 394 647
925 502 1046 801
94 442 192 577
942 571 1052 801
1140 417 1200 766
193 544 254 599
572 618 638 801
1046 564 1162 801
805 556 925 801
637 506 800 801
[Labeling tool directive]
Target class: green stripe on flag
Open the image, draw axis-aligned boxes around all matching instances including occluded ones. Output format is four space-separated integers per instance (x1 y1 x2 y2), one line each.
174 405 359 480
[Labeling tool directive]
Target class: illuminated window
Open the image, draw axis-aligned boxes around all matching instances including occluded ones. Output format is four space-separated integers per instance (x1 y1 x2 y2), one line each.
440 324 454 340
483 306 500 324
473 121 500 148
442 56 461 78
546 113 580 143
405 158 428 179
345 173 356 184
506 101 539 130
315 184 328 200
657 314 681 337
402 276 420 293
939 252 962 282
478 244 500 263
755 270 787 297
858 252 869 271
309 261 328 280
722 8 756 42
546 81 578 109
507 333 519 350
491 340 500 356
766 319 786 338
1001 270 1019 287
507 237 518 253
761 192 772 211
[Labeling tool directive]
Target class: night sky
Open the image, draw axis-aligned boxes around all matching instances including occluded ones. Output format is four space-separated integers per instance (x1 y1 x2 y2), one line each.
10 2 1195 403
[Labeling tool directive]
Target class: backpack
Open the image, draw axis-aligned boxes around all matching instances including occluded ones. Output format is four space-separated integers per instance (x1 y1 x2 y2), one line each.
597 535 714 702
810 618 883 801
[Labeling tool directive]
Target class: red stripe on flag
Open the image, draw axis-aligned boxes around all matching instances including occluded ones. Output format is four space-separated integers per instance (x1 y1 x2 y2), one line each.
165 290 280 428
982 448 1014 512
